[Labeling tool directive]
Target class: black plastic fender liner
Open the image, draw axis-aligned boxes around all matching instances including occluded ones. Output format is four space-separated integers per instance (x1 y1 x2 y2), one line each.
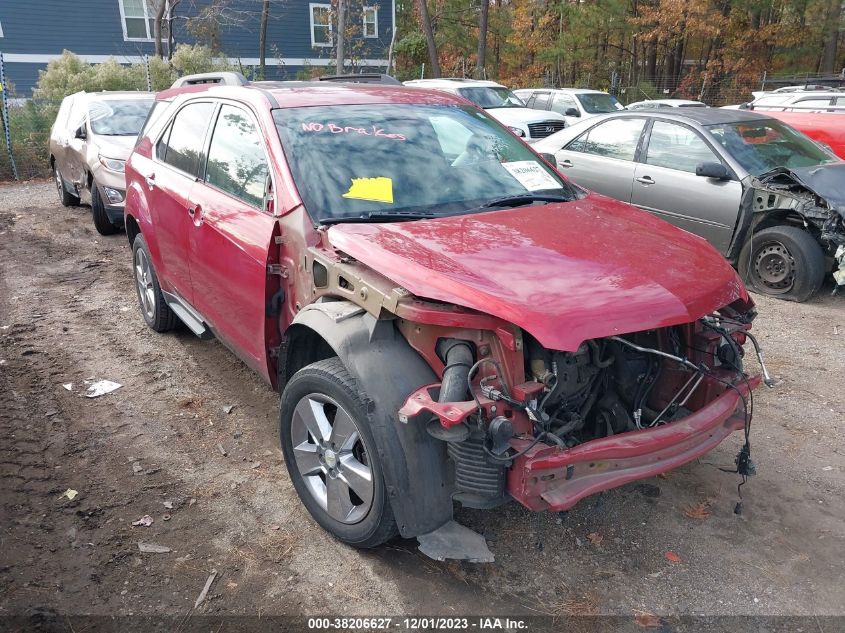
287 302 453 538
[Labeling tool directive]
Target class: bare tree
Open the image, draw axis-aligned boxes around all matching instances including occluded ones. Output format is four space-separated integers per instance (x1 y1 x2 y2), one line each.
416 0 440 77
154 0 169 58
475 0 488 78
259 0 271 78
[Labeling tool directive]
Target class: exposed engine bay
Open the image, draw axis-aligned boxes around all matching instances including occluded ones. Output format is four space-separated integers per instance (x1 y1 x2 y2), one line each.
405 309 768 513
490 314 765 448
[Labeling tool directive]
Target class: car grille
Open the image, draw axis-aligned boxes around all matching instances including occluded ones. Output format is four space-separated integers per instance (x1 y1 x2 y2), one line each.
527 120 566 138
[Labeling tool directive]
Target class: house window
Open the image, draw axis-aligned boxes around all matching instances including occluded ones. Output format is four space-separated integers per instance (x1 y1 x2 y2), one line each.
119 0 168 42
363 6 378 38
310 3 332 47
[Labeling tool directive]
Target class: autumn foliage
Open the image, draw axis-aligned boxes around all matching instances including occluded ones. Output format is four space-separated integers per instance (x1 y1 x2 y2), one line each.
395 0 845 104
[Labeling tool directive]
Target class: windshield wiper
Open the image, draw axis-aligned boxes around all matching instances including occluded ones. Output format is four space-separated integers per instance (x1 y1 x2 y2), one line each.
320 211 437 225
479 193 571 209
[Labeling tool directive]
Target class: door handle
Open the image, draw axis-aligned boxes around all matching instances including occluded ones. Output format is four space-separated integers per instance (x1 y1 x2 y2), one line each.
559 159 573 168
636 175 655 185
145 174 156 189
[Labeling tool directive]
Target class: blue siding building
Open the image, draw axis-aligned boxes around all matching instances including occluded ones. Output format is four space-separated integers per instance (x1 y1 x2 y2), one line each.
0 0 394 96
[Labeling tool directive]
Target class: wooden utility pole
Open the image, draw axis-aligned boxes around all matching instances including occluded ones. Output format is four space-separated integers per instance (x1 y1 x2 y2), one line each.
336 0 346 73
259 0 271 79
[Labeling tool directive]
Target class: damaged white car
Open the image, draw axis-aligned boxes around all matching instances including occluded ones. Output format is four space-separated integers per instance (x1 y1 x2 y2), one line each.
535 109 845 301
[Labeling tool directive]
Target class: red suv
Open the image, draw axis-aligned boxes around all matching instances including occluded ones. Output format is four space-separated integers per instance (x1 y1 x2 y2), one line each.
125 76 765 560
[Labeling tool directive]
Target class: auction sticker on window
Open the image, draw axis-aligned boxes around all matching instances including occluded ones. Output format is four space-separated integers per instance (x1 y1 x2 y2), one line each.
502 161 560 191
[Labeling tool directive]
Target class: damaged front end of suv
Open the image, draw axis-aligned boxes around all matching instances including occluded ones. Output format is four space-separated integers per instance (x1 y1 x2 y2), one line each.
749 165 845 290
398 303 764 520
314 198 769 561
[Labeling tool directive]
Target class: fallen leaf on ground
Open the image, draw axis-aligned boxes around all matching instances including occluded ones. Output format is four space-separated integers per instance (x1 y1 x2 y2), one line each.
587 532 603 546
60 489 78 501
664 551 681 563
633 609 661 628
684 501 712 520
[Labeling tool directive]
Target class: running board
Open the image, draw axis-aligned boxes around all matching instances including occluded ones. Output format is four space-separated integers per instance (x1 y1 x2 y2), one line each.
416 521 494 563
162 292 214 340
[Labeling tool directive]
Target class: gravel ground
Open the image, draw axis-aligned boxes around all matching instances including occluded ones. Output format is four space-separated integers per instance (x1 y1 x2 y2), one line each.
1 182 843 630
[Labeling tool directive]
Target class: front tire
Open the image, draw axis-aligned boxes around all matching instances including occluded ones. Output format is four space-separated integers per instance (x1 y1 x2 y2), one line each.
738 225 826 302
280 358 398 548
54 164 79 207
91 183 120 235
132 234 178 332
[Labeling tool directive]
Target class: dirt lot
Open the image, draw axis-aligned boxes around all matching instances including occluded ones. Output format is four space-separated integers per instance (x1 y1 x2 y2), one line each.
1 182 844 628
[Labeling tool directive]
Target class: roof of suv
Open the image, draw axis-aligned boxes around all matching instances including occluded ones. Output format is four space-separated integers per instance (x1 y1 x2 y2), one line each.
156 82 468 109
403 79 505 90
516 88 609 95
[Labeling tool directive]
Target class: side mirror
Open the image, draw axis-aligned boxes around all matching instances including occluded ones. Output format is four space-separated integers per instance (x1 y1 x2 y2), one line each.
696 161 730 180
539 152 557 167
74 125 87 140
565 107 580 117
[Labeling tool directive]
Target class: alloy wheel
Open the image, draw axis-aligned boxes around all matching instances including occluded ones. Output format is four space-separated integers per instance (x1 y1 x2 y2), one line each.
134 248 156 321
290 393 374 524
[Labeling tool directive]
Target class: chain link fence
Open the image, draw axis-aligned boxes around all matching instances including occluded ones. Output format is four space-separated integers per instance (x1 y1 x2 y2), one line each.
0 98 59 182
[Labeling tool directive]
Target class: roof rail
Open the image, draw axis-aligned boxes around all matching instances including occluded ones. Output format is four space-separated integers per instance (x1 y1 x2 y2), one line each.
316 73 402 85
171 72 249 88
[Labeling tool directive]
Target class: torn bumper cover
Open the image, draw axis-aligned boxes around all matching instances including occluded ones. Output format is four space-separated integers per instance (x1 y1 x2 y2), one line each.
508 376 760 512
399 376 760 513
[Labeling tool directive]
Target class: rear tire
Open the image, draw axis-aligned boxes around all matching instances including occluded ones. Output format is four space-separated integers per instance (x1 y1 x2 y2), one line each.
738 225 826 302
54 164 79 207
132 234 178 332
92 183 120 235
280 358 398 548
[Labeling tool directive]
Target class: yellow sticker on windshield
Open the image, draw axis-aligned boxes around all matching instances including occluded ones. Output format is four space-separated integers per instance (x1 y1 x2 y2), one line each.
342 177 394 204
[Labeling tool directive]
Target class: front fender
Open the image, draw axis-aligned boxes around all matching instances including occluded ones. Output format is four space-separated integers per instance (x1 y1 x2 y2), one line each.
288 302 452 538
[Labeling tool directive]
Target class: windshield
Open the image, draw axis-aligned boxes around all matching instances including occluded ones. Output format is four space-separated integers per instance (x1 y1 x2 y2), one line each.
706 119 836 176
576 93 624 114
273 104 574 223
456 87 526 109
88 99 154 136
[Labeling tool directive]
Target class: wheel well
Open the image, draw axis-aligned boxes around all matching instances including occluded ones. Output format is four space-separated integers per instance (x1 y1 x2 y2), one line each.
752 210 809 233
125 215 141 245
281 324 336 386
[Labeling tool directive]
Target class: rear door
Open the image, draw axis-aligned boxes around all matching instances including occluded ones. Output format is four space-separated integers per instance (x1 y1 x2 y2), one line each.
148 100 217 301
65 97 89 188
51 96 74 177
630 119 741 253
549 92 581 125
553 117 646 202
187 101 277 380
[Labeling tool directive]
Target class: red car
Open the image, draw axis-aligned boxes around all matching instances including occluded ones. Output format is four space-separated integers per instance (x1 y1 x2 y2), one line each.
125 75 764 560
762 110 845 159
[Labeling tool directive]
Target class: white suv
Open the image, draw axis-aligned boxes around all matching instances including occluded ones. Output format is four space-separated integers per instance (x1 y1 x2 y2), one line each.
513 88 625 126
402 79 566 142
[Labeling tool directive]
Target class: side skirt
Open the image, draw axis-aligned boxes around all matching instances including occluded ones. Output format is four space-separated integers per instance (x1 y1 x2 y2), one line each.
161 291 214 340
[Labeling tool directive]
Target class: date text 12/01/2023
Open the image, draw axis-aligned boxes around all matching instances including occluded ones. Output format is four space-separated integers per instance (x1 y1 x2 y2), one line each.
306 617 529 630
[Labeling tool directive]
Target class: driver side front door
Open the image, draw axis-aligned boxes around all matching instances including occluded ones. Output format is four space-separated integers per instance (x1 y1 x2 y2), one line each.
630 120 742 254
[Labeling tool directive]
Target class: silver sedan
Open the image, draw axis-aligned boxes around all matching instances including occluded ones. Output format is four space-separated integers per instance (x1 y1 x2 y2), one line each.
534 109 845 301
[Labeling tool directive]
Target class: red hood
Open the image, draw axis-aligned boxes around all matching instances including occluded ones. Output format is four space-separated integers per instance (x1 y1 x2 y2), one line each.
327 193 748 351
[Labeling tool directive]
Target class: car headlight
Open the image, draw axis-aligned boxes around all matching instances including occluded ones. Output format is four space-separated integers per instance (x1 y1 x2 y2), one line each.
508 126 526 137
98 156 126 173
